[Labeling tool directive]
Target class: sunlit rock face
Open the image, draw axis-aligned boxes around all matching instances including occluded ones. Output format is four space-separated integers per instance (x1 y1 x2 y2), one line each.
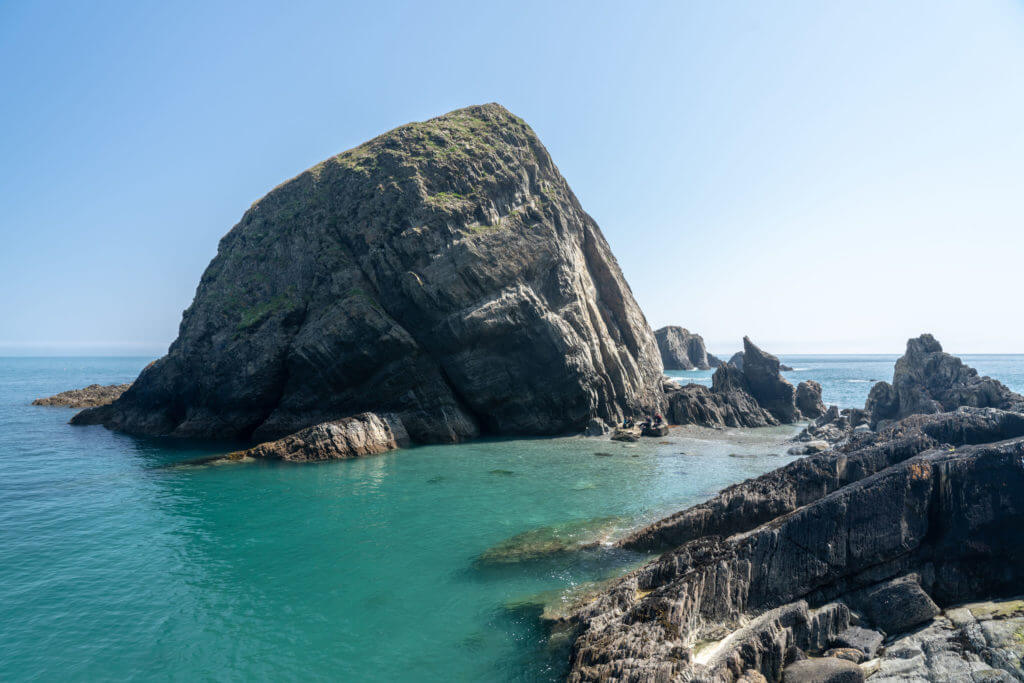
73 104 665 443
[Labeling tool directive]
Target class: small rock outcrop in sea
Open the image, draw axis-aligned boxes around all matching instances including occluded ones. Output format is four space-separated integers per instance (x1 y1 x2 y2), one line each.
32 384 131 408
866 333 1024 429
662 338 805 429
729 351 792 372
229 412 408 462
654 326 718 370
794 380 825 419
564 344 1024 681
71 104 665 444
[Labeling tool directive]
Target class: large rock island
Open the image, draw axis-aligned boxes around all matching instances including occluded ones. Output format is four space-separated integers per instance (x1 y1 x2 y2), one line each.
72 104 665 445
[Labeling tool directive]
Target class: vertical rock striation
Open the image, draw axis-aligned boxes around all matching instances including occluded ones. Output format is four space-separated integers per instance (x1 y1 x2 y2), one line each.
72 104 665 443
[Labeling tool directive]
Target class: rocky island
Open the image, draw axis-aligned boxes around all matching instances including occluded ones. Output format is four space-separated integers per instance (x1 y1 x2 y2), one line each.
70 104 665 448
655 326 722 370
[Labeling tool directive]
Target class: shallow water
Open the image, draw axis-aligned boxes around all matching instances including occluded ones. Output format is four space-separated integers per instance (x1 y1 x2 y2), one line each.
2 355 1023 681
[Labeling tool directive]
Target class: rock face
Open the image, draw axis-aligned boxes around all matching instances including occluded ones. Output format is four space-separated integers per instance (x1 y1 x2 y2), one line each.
71 104 664 443
662 338 804 429
232 413 408 462
867 333 1024 429
567 411 1024 681
654 326 716 370
32 384 131 408
741 337 799 422
795 380 825 419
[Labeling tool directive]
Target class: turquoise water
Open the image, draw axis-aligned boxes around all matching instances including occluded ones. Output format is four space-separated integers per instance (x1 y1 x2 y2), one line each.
3 355 1023 681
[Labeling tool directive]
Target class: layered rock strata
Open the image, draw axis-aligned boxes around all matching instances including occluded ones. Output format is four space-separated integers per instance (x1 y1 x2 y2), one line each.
71 104 665 443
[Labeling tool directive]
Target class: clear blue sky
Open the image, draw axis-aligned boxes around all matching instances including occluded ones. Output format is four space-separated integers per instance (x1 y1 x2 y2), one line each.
3 1 1023 356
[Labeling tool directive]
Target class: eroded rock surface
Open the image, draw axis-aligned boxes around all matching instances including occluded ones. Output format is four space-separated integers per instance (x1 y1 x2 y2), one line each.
655 326 717 370
32 384 131 408
567 407 1024 682
71 104 664 443
230 412 408 462
867 334 1024 429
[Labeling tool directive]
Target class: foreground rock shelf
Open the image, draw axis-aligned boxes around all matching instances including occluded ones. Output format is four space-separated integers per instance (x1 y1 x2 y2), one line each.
562 340 1024 682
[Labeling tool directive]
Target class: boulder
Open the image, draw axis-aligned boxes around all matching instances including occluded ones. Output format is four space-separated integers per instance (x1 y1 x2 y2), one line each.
583 417 611 437
831 627 884 659
796 380 826 419
783 658 864 683
231 412 408 462
655 326 716 370
866 334 1024 428
787 440 830 455
71 104 665 443
845 574 939 636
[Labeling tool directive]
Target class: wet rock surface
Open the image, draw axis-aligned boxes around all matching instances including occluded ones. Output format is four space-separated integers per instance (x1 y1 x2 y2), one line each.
32 383 131 408
72 104 664 443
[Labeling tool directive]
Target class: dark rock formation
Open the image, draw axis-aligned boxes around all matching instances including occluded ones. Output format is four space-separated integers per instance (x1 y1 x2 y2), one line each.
567 416 1024 681
843 574 938 636
231 413 408 462
664 380 777 429
71 104 664 443
740 337 799 422
654 326 716 370
730 350 793 372
617 408 1024 554
660 339 805 430
795 380 825 420
583 417 610 437
867 333 1024 429
32 383 131 408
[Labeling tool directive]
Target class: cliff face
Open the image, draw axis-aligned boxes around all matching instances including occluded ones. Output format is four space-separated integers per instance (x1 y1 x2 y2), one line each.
74 104 665 442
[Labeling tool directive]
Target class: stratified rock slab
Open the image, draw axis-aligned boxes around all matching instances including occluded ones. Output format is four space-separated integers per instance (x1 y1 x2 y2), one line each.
32 384 131 408
230 413 407 462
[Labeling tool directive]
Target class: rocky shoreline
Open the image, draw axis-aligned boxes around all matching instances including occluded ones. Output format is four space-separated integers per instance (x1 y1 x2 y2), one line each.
560 340 1024 682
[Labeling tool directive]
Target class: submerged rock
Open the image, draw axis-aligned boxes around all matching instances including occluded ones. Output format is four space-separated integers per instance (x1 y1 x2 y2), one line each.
230 412 407 462
475 516 624 565
72 104 664 443
32 383 131 408
654 326 716 370
866 333 1024 429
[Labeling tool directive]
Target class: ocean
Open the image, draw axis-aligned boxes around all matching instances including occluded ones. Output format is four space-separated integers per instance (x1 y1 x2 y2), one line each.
2 355 1022 681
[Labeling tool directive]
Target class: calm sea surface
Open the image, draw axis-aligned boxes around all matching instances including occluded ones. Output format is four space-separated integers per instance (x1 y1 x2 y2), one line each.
2 355 1022 681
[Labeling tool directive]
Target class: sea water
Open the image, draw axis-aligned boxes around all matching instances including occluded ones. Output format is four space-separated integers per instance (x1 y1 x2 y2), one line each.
2 355 1022 681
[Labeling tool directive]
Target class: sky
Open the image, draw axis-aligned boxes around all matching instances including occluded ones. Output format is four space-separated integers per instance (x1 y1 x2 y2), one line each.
2 1 1023 356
